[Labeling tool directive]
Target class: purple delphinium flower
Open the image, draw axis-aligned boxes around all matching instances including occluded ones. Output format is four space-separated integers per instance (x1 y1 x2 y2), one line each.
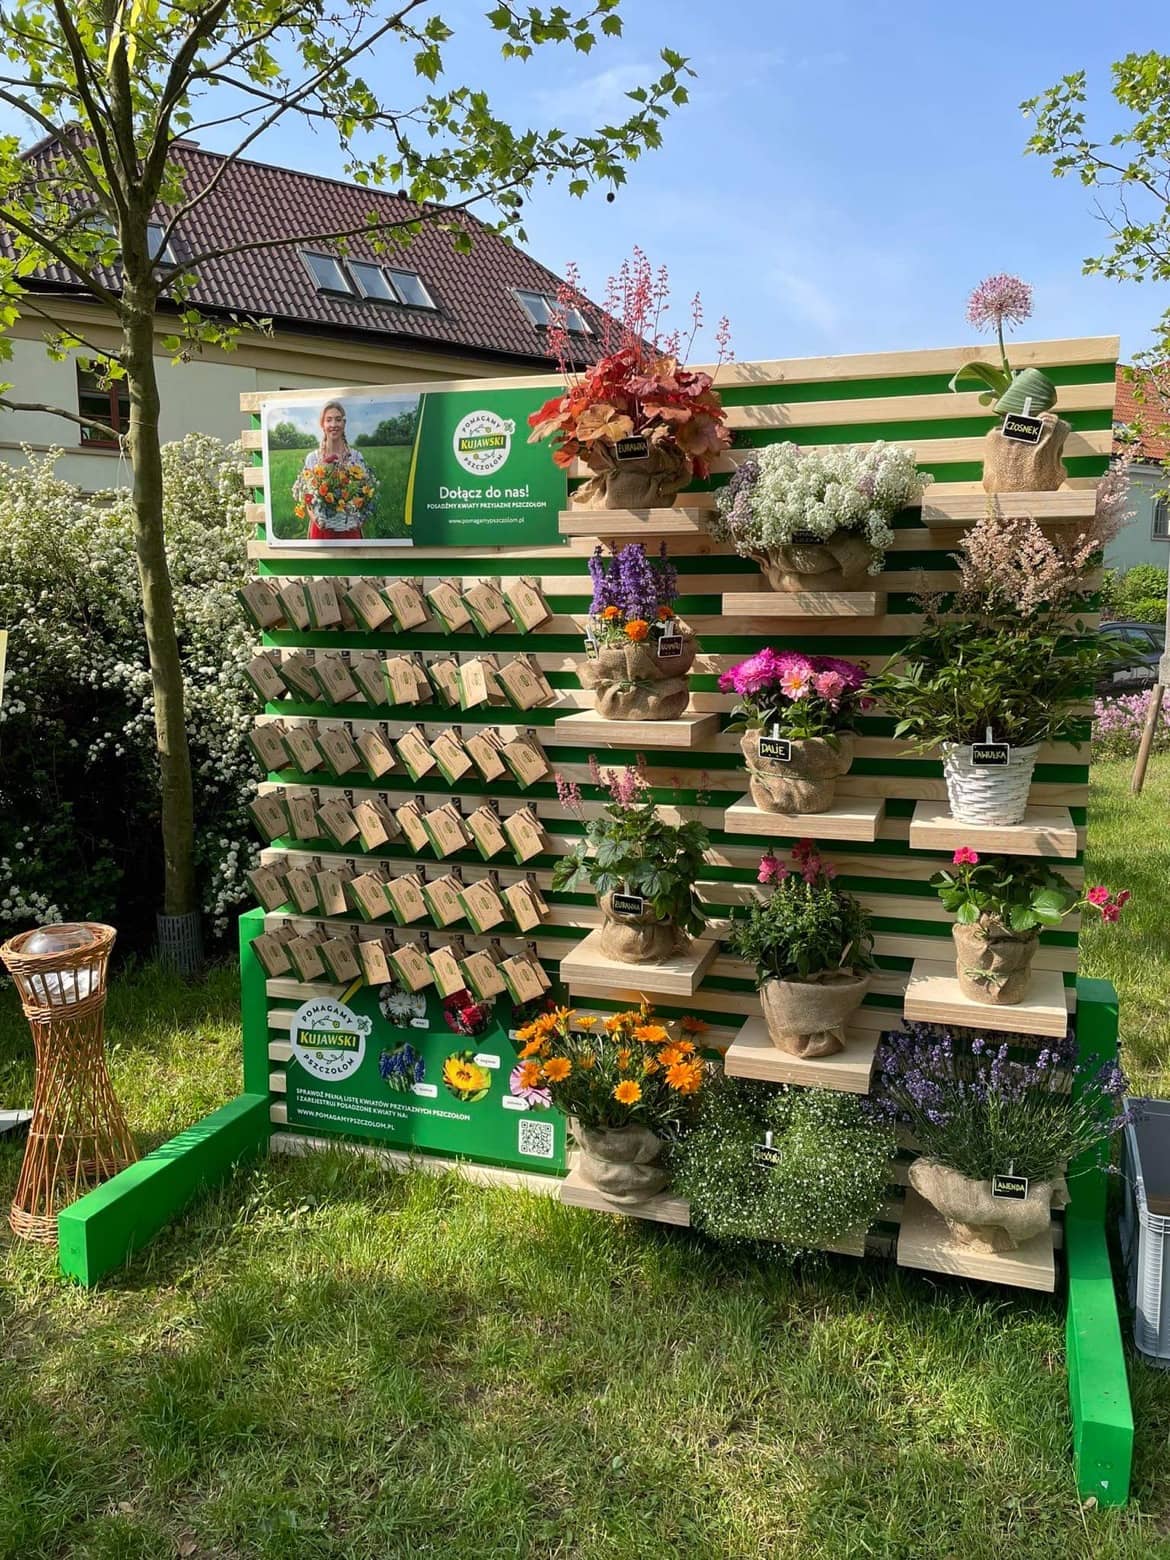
589 546 621 616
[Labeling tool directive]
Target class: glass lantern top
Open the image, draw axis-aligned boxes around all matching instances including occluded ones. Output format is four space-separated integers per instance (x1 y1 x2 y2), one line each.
21 924 101 957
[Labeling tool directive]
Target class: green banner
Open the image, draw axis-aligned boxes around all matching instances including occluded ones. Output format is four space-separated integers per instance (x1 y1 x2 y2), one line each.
284 986 566 1174
263 384 566 549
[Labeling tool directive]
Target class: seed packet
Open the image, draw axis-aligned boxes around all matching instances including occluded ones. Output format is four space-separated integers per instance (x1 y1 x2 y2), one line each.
316 723 364 777
317 797 360 850
314 652 359 704
464 727 508 782
503 805 546 864
248 792 291 843
455 657 491 711
245 653 288 703
462 580 512 636
462 948 507 1001
428 945 466 998
466 805 508 859
347 872 394 922
286 934 327 984
496 654 554 710
306 577 343 629
424 656 461 707
356 935 393 985
283 724 326 774
238 578 284 632
384 874 427 926
500 733 550 788
457 878 506 934
350 650 389 707
421 873 465 929
355 725 396 782
394 799 431 854
285 864 320 915
499 952 547 1003
314 865 351 918
503 577 552 632
251 932 292 978
344 578 393 632
383 578 430 631
248 723 293 772
422 802 471 858
502 880 545 932
246 863 290 912
388 940 434 992
430 728 473 784
277 580 312 632
285 791 320 841
383 654 423 706
426 578 473 632
395 725 436 782
320 936 361 984
280 651 325 702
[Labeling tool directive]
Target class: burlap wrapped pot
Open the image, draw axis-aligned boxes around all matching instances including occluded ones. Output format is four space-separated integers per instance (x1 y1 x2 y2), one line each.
571 437 692 510
908 1159 1069 1252
952 919 1038 1004
981 412 1071 494
598 893 684 964
572 1120 669 1203
740 731 855 813
579 631 697 722
759 970 871 1058
749 534 880 591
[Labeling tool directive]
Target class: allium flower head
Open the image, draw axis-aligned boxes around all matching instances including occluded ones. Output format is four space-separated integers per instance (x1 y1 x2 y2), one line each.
966 274 1033 333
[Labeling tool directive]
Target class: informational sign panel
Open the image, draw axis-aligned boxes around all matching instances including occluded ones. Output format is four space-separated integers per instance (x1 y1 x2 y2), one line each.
284 985 566 1174
262 384 566 548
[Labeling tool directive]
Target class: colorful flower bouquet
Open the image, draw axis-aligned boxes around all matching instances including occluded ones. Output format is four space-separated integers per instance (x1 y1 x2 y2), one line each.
934 848 1129 1005
721 648 870 813
292 456 376 533
728 842 875 1058
581 543 695 720
709 441 927 589
526 250 732 510
950 274 1069 493
514 1003 710 1202
871 1021 1130 1251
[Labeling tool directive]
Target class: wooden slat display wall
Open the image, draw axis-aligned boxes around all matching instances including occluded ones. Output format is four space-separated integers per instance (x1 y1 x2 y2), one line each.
241 335 1117 1118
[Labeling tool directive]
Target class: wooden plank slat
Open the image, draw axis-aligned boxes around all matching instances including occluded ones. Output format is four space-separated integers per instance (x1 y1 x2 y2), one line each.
723 797 884 843
922 489 1100 528
908 802 1079 859
722 380 1115 431
723 1017 879 1094
558 1167 691 1226
896 1189 1056 1292
700 336 1119 387
904 960 1071 1037
721 590 883 619
553 710 718 748
561 930 719 998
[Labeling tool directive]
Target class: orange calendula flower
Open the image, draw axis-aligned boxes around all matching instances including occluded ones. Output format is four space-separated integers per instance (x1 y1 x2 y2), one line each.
679 1016 708 1035
613 1080 642 1105
542 1056 572 1082
601 605 622 620
624 619 650 642
518 1060 542 1089
518 1037 546 1060
666 1060 703 1095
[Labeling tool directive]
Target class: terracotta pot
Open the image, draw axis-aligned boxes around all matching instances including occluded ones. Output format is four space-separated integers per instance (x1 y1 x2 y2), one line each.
942 742 1039 827
981 412 1071 494
740 731 855 813
579 632 697 722
908 1158 1068 1253
749 535 881 591
571 438 692 510
759 970 870 1058
952 920 1038 1004
598 893 683 964
572 1119 669 1203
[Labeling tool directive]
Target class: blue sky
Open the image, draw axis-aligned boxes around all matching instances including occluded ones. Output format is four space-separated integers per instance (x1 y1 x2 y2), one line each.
14 2 1170 364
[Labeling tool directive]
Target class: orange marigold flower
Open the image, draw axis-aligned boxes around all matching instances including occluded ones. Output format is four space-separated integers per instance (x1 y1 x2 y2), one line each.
666 1060 703 1095
517 1061 542 1089
657 606 674 620
613 1080 642 1105
680 1016 709 1035
634 1024 669 1044
518 1037 547 1060
624 619 650 642
542 1056 572 1082
601 605 622 619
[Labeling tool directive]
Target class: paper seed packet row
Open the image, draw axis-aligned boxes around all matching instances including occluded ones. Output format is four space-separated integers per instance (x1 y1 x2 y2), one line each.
249 921 550 1006
247 860 550 934
238 575 552 638
244 648 558 714
248 719 553 791
248 789 551 865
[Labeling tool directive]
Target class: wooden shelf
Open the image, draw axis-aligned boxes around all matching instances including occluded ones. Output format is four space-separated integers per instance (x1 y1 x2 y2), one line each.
560 928 719 998
721 590 883 619
922 489 1098 529
558 1166 691 1226
723 1017 880 1095
555 709 718 749
723 797 884 842
908 802 1079 859
558 508 708 538
903 959 1069 1038
896 1189 1056 1292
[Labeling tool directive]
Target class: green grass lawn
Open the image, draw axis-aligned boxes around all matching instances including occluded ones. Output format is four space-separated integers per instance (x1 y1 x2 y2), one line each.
1 760 1169 1558
267 445 413 542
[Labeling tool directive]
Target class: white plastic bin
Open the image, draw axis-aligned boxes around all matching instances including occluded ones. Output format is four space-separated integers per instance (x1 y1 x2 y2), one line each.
1121 1099 1170 1366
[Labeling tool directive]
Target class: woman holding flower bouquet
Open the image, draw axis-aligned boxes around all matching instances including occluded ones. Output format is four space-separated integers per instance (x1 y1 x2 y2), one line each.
292 400 378 540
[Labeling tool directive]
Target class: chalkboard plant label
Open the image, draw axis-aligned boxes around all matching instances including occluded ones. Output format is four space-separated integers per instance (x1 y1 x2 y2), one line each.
1000 412 1044 446
610 892 646 918
613 435 650 462
991 1172 1030 1201
970 741 1010 768
656 634 684 660
757 735 792 763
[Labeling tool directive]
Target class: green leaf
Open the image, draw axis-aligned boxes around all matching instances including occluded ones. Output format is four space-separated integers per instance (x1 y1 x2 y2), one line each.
948 360 1012 400
955 901 980 925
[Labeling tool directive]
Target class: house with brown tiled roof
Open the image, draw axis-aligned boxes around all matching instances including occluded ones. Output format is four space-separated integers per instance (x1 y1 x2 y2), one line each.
2 141 599 490
1111 365 1170 571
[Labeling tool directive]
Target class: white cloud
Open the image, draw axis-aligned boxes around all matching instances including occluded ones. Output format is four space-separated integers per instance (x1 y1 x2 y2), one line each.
534 63 655 125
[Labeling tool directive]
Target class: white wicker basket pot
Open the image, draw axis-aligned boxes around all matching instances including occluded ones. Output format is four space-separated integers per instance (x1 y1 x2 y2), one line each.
908 1158 1068 1253
740 731 855 813
758 969 871 1058
571 437 692 510
571 1119 670 1202
941 742 1039 826
749 535 880 591
598 893 684 964
952 920 1039 1005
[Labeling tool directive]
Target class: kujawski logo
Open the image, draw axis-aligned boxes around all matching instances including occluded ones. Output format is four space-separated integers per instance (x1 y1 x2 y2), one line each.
453 409 514 476
290 997 372 1082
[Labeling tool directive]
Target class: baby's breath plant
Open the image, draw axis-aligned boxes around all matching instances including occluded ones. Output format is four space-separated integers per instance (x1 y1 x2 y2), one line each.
0 437 255 944
671 1076 895 1250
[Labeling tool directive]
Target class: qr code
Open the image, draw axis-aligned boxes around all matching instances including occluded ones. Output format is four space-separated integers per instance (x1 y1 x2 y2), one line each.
518 1118 555 1159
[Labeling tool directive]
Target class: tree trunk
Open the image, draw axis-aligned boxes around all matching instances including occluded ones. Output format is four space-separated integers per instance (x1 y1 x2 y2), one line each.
123 292 197 924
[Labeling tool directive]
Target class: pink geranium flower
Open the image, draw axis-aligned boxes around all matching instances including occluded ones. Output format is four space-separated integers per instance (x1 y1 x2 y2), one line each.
953 847 980 866
1086 885 1111 906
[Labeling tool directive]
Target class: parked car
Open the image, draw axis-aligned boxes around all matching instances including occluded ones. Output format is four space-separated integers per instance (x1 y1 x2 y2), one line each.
1097 620 1166 695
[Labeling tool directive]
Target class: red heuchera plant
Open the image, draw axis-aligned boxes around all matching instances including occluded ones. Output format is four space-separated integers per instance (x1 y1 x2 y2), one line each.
527 248 733 476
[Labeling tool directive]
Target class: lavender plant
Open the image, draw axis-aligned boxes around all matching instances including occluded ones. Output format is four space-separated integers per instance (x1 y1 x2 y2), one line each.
869 1022 1130 1182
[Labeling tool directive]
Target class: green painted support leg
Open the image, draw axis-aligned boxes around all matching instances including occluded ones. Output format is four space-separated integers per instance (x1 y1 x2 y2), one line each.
1066 977 1133 1506
239 905 275 1095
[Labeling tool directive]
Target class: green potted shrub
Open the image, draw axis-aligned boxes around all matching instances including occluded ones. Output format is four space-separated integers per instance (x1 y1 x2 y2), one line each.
935 848 1129 1004
721 648 871 813
515 1003 708 1202
729 843 875 1057
672 1075 895 1251
552 765 710 965
871 1022 1130 1251
708 441 928 590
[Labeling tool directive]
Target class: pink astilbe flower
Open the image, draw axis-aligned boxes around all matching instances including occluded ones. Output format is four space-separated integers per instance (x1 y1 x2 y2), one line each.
555 774 583 812
966 274 1033 334
953 505 1125 621
605 765 647 809
588 753 603 787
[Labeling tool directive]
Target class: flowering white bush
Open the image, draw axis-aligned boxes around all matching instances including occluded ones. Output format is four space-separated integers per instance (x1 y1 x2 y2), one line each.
0 436 256 943
711 441 929 571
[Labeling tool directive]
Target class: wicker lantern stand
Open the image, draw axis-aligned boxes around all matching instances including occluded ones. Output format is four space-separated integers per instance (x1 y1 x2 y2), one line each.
0 923 138 1243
